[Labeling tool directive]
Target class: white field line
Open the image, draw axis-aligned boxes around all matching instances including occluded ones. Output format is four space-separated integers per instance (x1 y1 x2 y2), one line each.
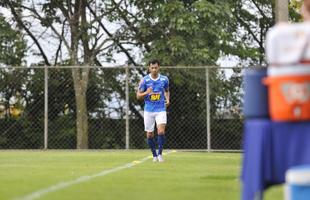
14 151 176 200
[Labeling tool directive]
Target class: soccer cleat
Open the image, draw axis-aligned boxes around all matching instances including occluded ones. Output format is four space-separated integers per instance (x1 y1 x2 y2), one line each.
157 155 164 162
153 157 158 162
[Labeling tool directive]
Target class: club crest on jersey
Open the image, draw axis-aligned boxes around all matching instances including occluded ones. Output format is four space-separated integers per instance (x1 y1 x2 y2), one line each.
281 82 310 103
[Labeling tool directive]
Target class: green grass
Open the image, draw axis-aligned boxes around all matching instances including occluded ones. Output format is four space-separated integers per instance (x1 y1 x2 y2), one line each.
0 150 283 200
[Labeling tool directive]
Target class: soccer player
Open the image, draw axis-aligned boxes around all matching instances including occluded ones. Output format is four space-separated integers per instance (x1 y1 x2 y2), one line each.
136 59 170 162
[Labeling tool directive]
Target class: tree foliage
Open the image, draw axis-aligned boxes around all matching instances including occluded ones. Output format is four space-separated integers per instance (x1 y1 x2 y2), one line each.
0 15 26 66
0 0 303 149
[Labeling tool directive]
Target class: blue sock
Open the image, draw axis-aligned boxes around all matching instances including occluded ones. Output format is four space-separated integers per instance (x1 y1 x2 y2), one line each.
157 134 165 155
147 138 157 157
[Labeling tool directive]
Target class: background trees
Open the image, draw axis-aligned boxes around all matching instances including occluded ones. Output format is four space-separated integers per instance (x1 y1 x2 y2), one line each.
0 0 302 149
0 15 26 66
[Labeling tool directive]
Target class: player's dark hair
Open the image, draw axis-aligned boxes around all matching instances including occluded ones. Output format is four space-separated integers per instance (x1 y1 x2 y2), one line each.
148 59 160 66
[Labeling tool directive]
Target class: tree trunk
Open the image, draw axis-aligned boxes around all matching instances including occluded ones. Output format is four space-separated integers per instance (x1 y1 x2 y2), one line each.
70 0 90 149
73 72 89 149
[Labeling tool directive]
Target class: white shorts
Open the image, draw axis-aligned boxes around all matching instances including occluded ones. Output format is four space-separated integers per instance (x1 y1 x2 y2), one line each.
144 111 167 132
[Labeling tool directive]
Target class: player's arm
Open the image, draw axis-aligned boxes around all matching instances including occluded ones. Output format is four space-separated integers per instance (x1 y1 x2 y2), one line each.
136 87 152 100
136 80 152 100
164 88 170 107
164 77 170 107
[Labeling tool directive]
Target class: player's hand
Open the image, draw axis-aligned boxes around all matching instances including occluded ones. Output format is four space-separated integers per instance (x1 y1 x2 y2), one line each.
165 100 170 107
145 87 153 95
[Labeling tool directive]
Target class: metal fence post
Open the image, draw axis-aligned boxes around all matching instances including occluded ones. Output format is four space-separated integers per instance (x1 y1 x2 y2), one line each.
44 66 48 149
125 65 130 149
206 67 211 152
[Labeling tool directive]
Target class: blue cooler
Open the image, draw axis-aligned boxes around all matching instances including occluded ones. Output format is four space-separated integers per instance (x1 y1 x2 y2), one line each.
243 68 269 118
286 165 310 200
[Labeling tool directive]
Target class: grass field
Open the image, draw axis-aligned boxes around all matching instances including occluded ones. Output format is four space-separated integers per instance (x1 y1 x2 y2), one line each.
0 150 283 200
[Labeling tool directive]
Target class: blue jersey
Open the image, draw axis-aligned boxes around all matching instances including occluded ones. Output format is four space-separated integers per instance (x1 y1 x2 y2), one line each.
138 74 169 112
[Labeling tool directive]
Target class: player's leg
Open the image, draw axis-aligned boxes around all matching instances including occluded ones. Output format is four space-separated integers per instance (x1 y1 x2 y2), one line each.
156 126 165 162
156 111 167 162
147 132 158 162
144 111 157 161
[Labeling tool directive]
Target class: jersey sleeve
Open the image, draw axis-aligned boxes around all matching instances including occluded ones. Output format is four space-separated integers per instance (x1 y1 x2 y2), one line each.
138 78 146 92
164 77 169 90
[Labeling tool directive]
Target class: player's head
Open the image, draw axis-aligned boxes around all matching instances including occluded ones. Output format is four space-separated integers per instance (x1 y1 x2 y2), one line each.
148 59 160 67
148 59 160 76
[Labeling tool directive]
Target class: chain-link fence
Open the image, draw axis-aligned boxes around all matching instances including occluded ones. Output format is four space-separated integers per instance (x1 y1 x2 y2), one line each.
0 66 244 150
